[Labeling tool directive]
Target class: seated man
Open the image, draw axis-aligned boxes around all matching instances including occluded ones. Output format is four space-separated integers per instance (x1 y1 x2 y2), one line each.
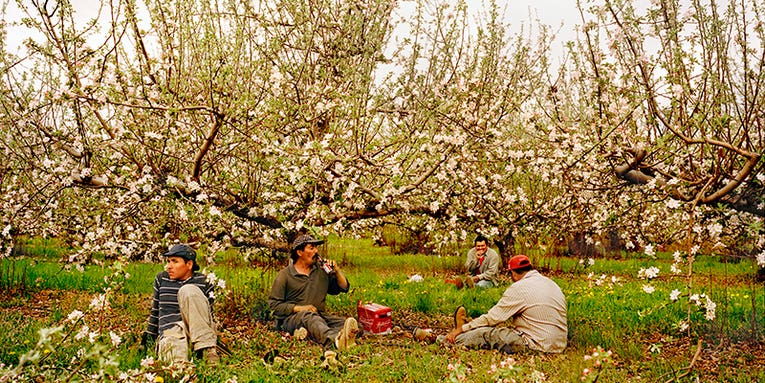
268 234 358 353
142 244 219 365
464 235 500 288
445 255 567 353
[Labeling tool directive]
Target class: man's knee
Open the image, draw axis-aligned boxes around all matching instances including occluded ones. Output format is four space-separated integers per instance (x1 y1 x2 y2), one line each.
178 284 205 300
293 310 322 323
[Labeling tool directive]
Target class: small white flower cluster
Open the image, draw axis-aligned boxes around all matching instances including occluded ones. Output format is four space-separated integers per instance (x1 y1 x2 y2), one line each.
756 249 765 268
637 266 660 280
643 244 656 257
205 272 229 300
587 273 621 288
689 293 717 321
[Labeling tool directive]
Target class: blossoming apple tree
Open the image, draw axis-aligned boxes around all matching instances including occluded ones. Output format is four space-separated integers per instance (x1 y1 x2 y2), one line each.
0 0 762 270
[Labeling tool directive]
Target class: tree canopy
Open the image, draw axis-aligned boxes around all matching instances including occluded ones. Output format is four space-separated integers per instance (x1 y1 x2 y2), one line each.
1 0 762 264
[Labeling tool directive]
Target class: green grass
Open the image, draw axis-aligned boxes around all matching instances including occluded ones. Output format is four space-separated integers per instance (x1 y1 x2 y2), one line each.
1 238 764 382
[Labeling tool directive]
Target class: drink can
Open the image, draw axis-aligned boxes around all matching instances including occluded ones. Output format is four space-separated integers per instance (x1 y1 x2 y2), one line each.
318 256 333 274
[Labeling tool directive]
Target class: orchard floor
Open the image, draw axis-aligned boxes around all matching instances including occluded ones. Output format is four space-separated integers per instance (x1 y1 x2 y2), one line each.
2 288 765 382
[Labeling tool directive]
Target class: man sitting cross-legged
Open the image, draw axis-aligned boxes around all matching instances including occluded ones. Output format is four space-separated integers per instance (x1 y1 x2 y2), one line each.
268 234 359 363
443 255 568 354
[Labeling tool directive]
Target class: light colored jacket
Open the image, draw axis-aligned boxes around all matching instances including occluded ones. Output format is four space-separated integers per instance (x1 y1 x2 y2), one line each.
465 247 500 285
462 270 568 353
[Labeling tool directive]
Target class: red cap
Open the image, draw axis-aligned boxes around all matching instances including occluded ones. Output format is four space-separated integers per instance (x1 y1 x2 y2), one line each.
508 255 531 271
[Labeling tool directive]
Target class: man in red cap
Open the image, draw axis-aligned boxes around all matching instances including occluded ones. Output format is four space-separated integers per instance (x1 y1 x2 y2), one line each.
443 254 568 353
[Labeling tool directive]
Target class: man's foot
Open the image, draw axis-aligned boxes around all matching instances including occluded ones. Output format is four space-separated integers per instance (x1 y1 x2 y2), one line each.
335 317 359 350
293 327 308 340
464 277 475 288
321 350 343 370
202 347 220 365
412 327 435 343
453 306 468 330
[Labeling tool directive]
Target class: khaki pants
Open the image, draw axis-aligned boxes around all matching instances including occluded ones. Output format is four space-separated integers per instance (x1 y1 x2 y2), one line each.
157 284 217 364
455 326 528 353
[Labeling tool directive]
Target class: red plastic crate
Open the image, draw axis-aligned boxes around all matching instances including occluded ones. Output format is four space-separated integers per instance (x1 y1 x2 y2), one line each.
357 301 392 335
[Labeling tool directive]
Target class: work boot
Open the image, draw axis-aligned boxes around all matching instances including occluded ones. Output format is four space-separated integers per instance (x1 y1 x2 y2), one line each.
293 327 308 341
202 347 220 365
464 277 475 289
335 317 359 350
453 306 468 330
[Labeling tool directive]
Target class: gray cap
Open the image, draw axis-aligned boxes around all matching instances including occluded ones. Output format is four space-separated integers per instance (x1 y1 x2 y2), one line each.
163 244 199 271
291 234 324 251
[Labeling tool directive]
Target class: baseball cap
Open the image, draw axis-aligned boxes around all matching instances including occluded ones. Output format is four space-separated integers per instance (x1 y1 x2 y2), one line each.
291 234 325 250
508 255 531 271
163 244 199 271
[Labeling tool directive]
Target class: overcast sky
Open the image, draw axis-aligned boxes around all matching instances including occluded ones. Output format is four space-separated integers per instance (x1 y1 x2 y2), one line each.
3 0 582 53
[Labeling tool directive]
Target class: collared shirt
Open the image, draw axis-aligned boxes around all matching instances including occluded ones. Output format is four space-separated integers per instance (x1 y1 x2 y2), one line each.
462 270 568 353
145 271 214 337
465 247 500 285
268 263 349 321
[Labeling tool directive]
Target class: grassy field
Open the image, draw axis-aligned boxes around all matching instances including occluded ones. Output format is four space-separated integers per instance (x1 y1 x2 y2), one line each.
1 238 764 382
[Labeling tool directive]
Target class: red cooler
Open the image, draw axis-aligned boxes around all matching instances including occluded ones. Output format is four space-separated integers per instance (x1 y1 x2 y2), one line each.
357 301 392 335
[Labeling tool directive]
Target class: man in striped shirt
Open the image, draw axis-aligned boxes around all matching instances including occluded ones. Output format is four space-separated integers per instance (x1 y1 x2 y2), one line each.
444 254 568 353
142 244 219 365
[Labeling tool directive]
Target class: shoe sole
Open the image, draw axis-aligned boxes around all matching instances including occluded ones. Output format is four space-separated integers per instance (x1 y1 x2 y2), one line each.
453 305 466 329
294 327 308 340
336 317 359 350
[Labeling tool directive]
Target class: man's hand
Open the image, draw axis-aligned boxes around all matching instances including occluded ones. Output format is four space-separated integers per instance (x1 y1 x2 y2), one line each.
139 332 156 355
444 327 462 344
294 304 318 313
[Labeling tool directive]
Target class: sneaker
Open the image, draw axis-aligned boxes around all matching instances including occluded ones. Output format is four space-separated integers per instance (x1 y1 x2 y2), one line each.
335 317 359 350
453 306 468 330
202 347 220 365
321 350 342 369
293 327 308 340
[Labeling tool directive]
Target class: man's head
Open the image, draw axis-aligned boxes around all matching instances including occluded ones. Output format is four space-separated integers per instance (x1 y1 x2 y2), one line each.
474 235 489 256
290 234 325 263
507 254 532 281
163 244 198 280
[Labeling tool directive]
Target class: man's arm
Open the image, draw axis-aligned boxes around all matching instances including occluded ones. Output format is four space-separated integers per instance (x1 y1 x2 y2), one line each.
476 249 500 282
326 258 350 294
463 288 524 331
464 248 476 270
268 270 297 317
142 273 161 346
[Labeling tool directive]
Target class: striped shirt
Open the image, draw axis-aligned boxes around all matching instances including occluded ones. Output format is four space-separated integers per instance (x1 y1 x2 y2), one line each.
462 270 568 353
145 271 214 337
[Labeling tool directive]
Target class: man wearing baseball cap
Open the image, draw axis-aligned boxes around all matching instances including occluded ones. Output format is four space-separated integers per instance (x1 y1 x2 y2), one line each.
141 243 220 365
444 254 568 353
268 234 358 362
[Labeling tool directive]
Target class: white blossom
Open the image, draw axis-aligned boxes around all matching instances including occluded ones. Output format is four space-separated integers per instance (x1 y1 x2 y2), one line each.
109 331 121 347
638 266 660 279
66 310 84 324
